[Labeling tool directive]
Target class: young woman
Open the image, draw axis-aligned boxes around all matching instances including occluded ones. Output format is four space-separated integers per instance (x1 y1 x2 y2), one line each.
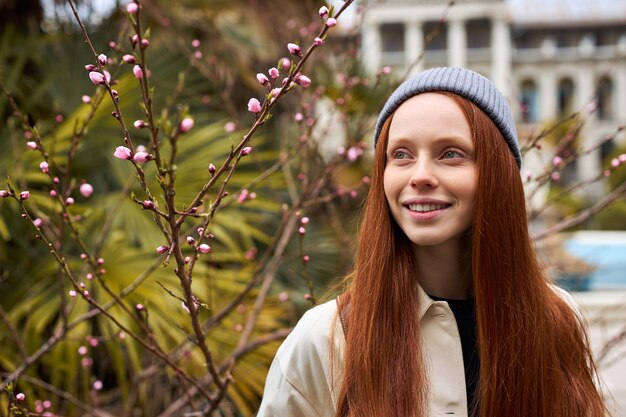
257 67 606 417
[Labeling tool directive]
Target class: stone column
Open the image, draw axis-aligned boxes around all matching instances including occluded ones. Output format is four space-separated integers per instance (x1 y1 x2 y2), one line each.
576 67 602 197
405 20 424 75
362 21 382 75
538 69 557 122
491 17 512 98
447 18 466 68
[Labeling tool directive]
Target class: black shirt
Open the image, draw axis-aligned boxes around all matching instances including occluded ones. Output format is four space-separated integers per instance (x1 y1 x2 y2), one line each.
429 295 480 412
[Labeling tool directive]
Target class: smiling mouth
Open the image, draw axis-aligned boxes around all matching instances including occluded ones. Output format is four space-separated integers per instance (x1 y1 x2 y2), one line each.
407 203 450 213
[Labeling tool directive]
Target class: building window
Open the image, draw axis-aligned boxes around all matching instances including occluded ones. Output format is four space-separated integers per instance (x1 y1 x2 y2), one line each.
423 21 447 51
467 19 491 49
520 80 538 123
596 77 613 120
558 78 575 116
380 23 405 53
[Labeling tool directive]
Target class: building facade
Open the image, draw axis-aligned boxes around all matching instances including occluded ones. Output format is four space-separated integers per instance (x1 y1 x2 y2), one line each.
361 0 626 197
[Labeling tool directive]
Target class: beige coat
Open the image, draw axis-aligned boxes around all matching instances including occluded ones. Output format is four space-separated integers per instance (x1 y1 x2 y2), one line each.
257 286 473 417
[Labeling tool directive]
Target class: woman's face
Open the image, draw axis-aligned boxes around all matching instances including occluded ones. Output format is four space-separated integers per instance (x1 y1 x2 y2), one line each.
383 93 477 249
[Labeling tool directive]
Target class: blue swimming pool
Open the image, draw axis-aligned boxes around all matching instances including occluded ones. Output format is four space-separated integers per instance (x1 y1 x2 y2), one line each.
562 231 626 291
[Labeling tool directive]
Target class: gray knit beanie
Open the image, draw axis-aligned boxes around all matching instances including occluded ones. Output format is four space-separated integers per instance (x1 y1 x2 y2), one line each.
374 67 521 168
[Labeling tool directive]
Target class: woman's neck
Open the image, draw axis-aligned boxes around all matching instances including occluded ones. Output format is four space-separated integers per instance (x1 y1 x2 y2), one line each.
412 239 472 299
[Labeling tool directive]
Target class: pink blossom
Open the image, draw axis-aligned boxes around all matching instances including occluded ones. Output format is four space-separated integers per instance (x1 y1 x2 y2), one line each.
287 43 302 57
314 37 324 46
247 98 262 113
81 95 91 104
208 163 216 175
98 54 107 66
179 117 194 133
133 119 147 129
133 65 144 79
191 39 201 48
156 245 169 254
269 67 280 79
298 226 306 235
89 71 106 85
281 58 291 69
187 236 195 245
224 121 236 132
198 243 211 254
303 255 310 262
278 291 290 302
122 54 136 64
16 393 25 401
294 112 304 122
181 302 191 314
346 146 362 162
551 172 561 182
296 74 311 87
271 88 282 98
142 200 154 209
319 6 329 18
241 146 252 156
85 64 97 72
326 18 337 27
133 151 150 164
114 146 132 160
552 156 563 168
69 290 77 297
49 190 57 197
104 70 111 84
86 273 94 280
20 191 30 200
256 73 270 86
78 346 88 355
193 50 203 59
382 66 392 75
140 39 149 49
301 216 310 225
33 218 43 227
611 158 620 168
237 189 249 203
131 34 139 46
39 161 49 173
0 190 9 198
136 145 147 153
619 153 626 163
126 2 138 13
604 169 611 177
93 380 103 391
26 141 37 150
78 183 93 198
65 197 75 205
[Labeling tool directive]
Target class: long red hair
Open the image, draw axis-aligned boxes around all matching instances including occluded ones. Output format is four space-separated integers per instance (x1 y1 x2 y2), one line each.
335 92 606 417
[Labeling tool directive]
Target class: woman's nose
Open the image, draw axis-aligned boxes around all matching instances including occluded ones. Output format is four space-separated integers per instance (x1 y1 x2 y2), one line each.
409 158 438 189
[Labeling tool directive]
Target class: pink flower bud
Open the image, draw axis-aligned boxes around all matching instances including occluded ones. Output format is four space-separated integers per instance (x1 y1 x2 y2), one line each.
20 191 30 200
294 112 304 122
187 236 195 245
78 346 88 355
552 156 563 168
382 66 392 75
326 18 337 27
80 183 93 198
126 2 138 14
241 146 252 156
104 70 111 84
287 43 302 57
181 301 191 314
247 98 262 113
133 65 143 79
114 146 132 160
279 291 289 302
296 74 311 87
39 161 49 173
193 50 203 59
271 88 282 98
86 273 94 280
16 393 25 401
135 303 144 310
237 189 249 203
140 39 149 49
133 151 150 164
198 243 211 253
156 245 169 254
85 64 97 72
179 117 194 133
33 218 43 227
224 121 236 132
256 73 270 86
81 95 91 104
619 153 626 163
50 190 57 197
551 172 561 182
133 119 147 129
65 197 75 205
611 158 620 168
122 54 136 64
142 200 154 209
89 71 106 85
69 290 77 297
298 226 306 235
314 37 324 46
303 255 310 262
301 216 310 225
281 58 291 69
0 190 9 198
93 380 103 391
131 34 139 46
98 54 107 66
26 141 37 150
191 39 201 48
208 163 216 175
269 67 279 79
319 6 329 18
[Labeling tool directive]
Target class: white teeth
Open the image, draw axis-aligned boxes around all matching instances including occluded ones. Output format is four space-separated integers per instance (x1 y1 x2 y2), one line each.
408 203 447 212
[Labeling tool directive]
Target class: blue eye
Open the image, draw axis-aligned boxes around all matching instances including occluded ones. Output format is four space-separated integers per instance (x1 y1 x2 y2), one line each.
393 150 409 160
443 149 462 159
